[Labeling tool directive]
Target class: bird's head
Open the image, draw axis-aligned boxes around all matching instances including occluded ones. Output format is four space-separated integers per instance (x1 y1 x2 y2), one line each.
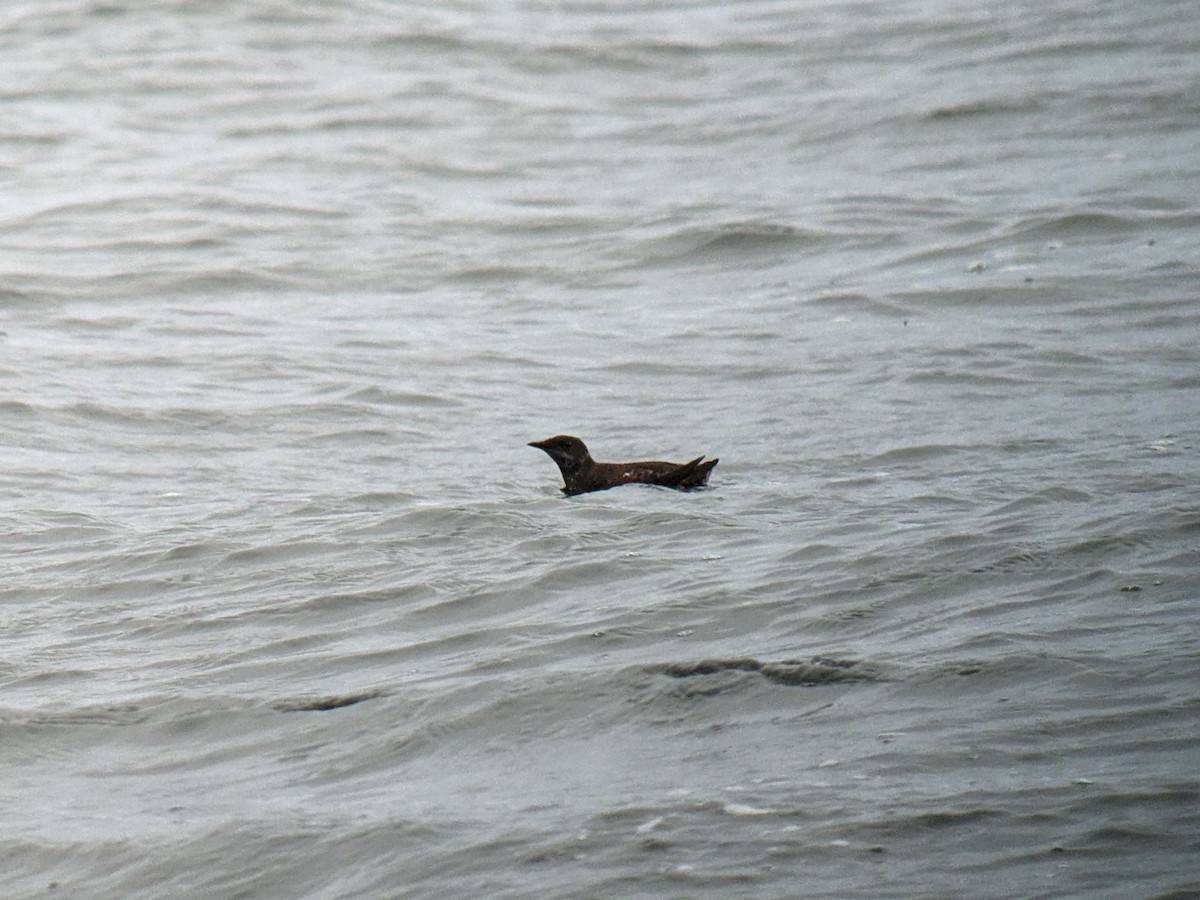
528 435 591 473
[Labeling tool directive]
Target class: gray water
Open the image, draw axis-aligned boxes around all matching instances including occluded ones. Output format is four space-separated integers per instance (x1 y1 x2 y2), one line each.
3 1 1199 897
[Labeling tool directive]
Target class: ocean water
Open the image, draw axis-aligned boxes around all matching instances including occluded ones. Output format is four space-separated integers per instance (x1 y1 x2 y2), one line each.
2 0 1199 897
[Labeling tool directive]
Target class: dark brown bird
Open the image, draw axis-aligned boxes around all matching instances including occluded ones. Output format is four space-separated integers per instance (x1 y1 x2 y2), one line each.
528 435 718 496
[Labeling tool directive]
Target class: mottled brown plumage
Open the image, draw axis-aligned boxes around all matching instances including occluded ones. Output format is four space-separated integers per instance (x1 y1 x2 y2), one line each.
528 435 718 496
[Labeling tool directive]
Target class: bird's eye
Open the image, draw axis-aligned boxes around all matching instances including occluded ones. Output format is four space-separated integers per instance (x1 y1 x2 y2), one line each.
557 439 571 449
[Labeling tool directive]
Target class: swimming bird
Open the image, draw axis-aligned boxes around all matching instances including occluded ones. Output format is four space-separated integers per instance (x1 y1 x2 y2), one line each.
528 435 718 496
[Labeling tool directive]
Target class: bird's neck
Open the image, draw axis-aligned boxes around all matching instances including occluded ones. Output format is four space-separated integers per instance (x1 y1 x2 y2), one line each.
560 455 594 488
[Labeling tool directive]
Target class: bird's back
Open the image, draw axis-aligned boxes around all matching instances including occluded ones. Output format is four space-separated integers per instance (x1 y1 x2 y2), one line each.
576 456 718 494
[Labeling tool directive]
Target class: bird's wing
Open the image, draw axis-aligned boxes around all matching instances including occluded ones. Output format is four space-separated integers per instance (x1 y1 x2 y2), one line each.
650 456 708 487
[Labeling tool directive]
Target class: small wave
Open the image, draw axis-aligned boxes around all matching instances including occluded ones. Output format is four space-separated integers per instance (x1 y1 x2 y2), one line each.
989 486 1093 515
862 444 966 466
158 268 304 295
806 292 912 318
9 190 345 229
61 401 146 426
904 370 1027 388
995 36 1139 64
0 129 65 146
595 359 718 378
1009 211 1139 241
926 96 1041 120
345 385 462 408
446 264 549 284
653 656 880 687
633 221 830 266
274 690 384 713
0 399 37 416
15 703 149 728
871 806 1007 836
371 31 474 54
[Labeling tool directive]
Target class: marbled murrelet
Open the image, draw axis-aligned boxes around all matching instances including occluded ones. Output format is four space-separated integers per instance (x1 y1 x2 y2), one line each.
528 435 718 496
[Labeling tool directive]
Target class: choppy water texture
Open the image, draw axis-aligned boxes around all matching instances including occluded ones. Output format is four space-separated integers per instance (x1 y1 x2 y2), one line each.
3 0 1199 897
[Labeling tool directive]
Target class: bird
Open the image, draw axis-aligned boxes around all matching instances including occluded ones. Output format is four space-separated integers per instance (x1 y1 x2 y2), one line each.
528 435 718 496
